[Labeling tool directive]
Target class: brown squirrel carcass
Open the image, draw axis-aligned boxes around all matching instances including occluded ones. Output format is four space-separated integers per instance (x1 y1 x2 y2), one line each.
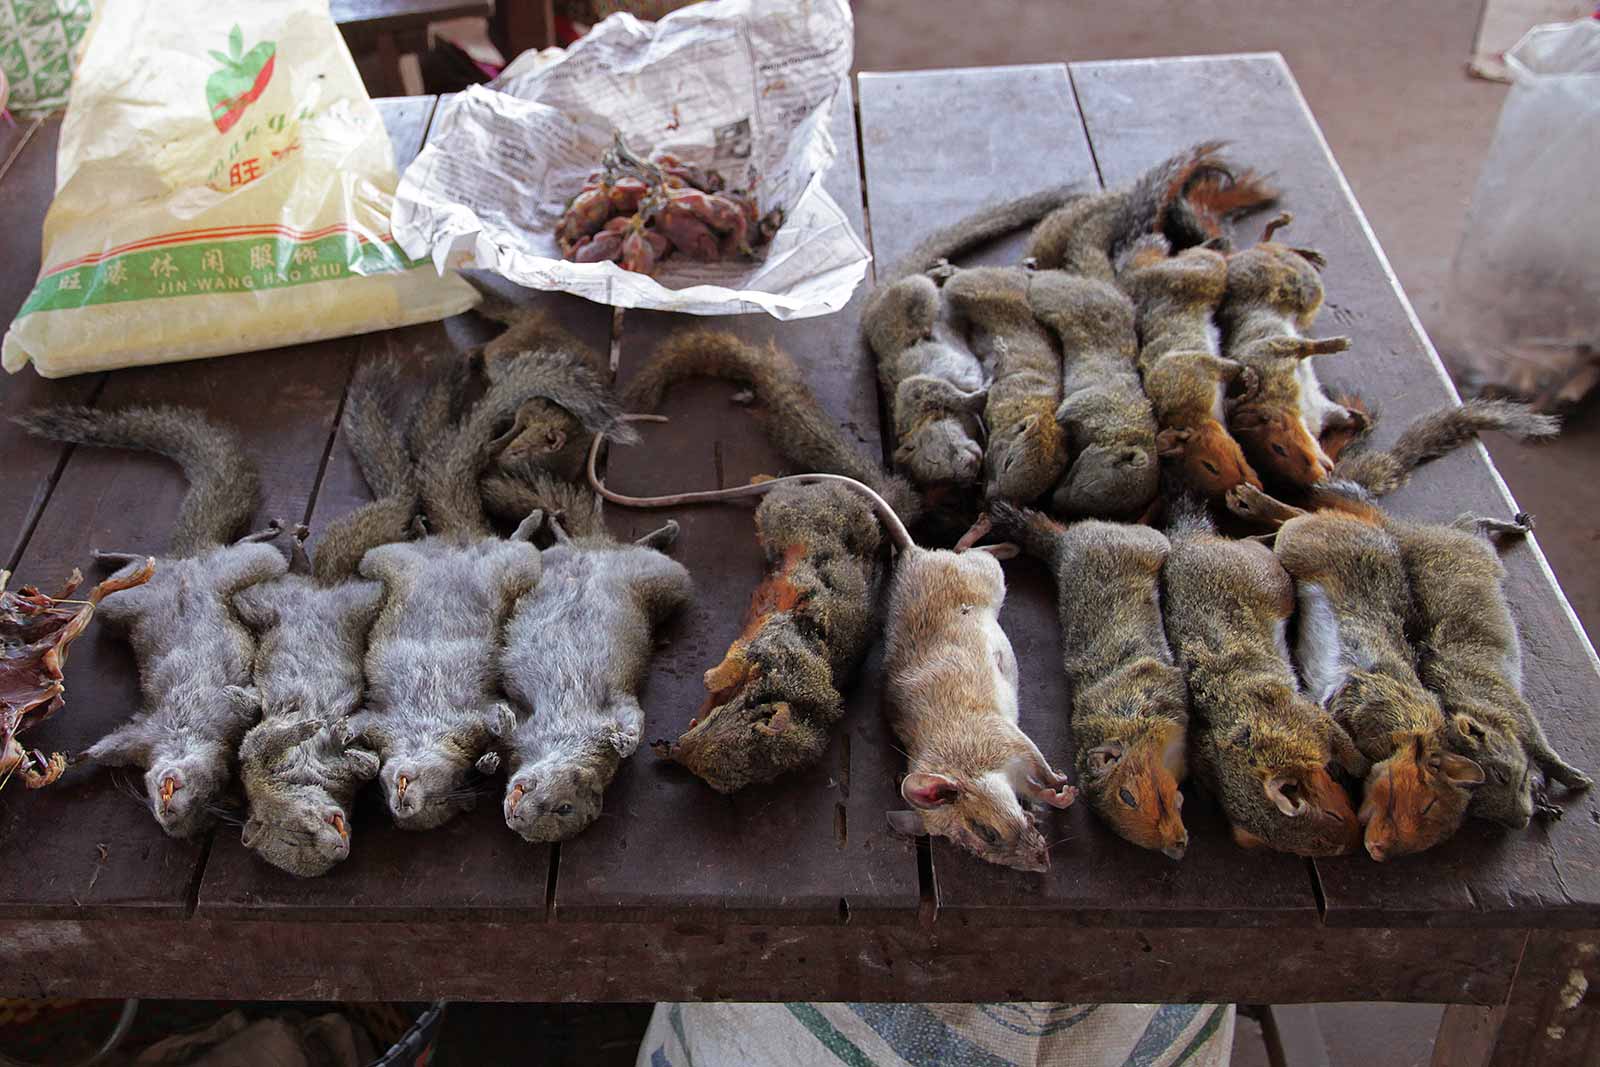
649 480 884 793
0 562 154 789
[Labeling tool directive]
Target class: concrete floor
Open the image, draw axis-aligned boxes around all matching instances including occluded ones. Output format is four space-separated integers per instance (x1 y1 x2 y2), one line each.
854 0 1600 642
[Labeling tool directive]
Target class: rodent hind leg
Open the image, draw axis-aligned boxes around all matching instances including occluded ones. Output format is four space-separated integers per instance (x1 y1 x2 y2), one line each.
1452 512 1534 541
509 510 547 543
633 520 681 549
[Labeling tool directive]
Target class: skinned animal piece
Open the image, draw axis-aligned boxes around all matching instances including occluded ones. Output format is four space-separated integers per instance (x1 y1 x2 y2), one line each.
862 190 1071 490
1220 214 1365 488
1027 142 1277 278
1027 271 1160 520
940 267 1069 503
1118 235 1262 500
231 356 421 877
993 502 1190 858
1400 516 1590 825
1161 499 1365 857
16 405 287 837
499 502 691 843
590 446 1074 870
1270 509 1483 861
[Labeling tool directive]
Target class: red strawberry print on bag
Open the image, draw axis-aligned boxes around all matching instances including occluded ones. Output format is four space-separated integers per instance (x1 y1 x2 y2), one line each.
207 25 276 134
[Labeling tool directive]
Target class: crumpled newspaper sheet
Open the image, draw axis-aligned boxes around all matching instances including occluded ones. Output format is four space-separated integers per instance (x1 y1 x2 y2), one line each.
392 0 868 320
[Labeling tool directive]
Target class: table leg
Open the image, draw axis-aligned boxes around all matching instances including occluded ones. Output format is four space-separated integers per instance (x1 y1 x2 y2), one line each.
1438 931 1600 1066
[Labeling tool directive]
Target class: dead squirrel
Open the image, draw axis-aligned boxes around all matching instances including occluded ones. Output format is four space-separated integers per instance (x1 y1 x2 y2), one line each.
592 438 883 792
991 502 1191 859
591 459 1074 871
498 498 691 841
16 406 287 837
862 190 1072 490
1220 214 1365 488
1117 234 1262 500
1026 270 1160 520
940 267 1070 503
230 356 421 877
1224 399 1562 525
1027 141 1277 279
1397 515 1591 826
1161 498 1364 857
1270 509 1484 861
349 375 545 831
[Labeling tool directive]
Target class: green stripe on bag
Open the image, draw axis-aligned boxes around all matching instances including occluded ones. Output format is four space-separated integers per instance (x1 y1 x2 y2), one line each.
786 1003 877 1067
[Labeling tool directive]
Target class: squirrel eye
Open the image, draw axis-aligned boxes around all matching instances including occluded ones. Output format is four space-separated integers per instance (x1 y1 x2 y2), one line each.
555 803 574 816
973 822 1000 845
1420 797 1438 816
1119 787 1137 808
1202 461 1219 475
1272 444 1288 457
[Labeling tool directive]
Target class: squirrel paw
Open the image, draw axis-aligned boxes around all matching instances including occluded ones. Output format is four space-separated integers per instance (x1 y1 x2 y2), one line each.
1038 783 1078 810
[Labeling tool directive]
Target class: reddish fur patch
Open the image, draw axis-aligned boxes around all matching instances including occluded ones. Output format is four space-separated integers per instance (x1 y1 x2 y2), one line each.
700 541 810 708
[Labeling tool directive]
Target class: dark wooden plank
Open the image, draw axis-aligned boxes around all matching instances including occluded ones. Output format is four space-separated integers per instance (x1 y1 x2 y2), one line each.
856 64 1322 924
0 917 1523 1005
0 100 437 919
332 0 489 33
1484 930 1600 1067
0 118 103 570
553 80 921 924
1071 53 1600 928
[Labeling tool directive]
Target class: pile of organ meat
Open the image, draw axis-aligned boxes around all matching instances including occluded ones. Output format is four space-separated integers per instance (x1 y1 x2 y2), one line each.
557 133 783 276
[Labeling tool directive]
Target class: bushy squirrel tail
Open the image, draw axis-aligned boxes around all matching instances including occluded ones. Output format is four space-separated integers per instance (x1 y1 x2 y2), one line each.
1117 140 1278 256
16 404 258 556
877 187 1077 286
987 500 1067 567
623 329 923 524
312 355 423 583
1336 399 1559 496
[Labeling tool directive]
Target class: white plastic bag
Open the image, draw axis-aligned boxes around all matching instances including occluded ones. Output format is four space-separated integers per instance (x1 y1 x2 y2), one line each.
1444 19 1600 402
2 0 477 378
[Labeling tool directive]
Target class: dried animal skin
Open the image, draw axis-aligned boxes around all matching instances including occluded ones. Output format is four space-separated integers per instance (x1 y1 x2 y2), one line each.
0 560 155 788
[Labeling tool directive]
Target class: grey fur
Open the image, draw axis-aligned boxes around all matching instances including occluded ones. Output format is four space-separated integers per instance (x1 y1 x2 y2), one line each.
500 514 691 842
17 405 285 837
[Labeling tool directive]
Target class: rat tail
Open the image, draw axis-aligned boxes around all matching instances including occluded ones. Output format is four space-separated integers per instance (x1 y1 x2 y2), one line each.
1335 399 1559 496
987 501 1067 567
623 329 923 523
311 355 423 583
16 404 258 556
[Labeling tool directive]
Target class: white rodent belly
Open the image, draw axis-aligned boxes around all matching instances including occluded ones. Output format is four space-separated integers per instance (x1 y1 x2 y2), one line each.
1294 358 1343 442
1295 582 1348 705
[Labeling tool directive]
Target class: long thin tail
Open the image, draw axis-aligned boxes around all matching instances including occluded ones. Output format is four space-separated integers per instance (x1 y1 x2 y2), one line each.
312 355 422 583
1336 399 1559 496
876 187 1075 287
622 329 922 523
16 405 258 556
987 500 1066 566
1115 140 1278 256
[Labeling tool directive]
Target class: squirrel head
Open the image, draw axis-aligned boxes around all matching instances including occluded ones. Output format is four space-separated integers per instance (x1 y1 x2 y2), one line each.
502 716 637 842
985 407 1069 504
891 762 1051 873
1447 710 1534 829
1219 712 1361 857
371 704 514 831
492 398 590 484
1051 441 1159 519
1360 733 1483 860
1229 407 1333 487
1082 717 1189 860
1158 421 1262 499
238 714 378 877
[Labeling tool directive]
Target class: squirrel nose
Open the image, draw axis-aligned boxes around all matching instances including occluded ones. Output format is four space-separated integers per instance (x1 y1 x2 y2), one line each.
1366 839 1388 862
1163 841 1187 862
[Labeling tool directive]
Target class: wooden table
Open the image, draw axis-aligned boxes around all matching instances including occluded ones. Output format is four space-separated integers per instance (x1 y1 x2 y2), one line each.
1 58 1597 1067
332 0 494 97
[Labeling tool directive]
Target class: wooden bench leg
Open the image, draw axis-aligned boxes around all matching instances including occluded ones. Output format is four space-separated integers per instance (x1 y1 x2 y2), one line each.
1438 931 1600 1066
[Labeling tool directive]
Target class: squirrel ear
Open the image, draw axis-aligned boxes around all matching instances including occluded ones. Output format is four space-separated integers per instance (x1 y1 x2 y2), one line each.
1264 776 1310 817
345 749 381 781
1437 753 1486 787
487 704 517 740
1453 714 1489 745
241 817 265 849
224 685 262 720
1086 743 1124 777
1156 429 1190 458
902 771 961 810
886 809 928 837
83 723 153 768
1230 410 1267 432
1228 724 1253 751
